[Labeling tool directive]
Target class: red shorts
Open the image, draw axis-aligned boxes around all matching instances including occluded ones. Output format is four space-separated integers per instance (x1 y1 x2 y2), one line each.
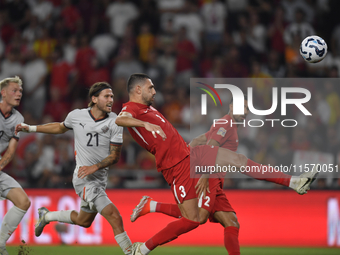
196 177 235 223
162 156 197 204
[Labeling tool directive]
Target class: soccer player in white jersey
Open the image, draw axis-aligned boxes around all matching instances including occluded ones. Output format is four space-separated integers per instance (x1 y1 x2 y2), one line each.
16 82 133 255
0 76 31 255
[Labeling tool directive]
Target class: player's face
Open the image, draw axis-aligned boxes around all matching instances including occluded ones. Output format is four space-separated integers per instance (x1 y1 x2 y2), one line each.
1 82 23 107
141 79 156 106
230 99 249 122
95 88 113 113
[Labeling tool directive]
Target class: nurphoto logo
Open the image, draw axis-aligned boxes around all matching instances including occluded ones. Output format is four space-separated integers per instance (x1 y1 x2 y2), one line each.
199 83 312 128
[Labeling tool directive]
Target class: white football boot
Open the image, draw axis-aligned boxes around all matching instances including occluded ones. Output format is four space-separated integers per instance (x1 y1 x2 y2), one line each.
35 207 50 237
291 165 319 195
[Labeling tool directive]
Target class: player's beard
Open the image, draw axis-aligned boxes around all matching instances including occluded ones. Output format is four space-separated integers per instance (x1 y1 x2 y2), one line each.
97 102 112 113
234 115 246 122
142 94 154 106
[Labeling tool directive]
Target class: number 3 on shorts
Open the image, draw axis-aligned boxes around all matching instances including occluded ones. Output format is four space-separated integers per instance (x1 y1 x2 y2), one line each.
179 185 186 198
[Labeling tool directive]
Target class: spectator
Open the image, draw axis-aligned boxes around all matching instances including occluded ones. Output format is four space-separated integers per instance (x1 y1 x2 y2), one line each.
283 8 315 47
144 50 165 86
175 26 196 87
22 49 48 120
60 0 82 33
201 0 227 44
105 0 139 38
112 48 143 79
137 23 155 63
173 0 204 49
30 0 54 23
0 49 23 80
84 57 110 88
268 6 287 55
262 50 286 78
91 28 117 64
50 47 76 99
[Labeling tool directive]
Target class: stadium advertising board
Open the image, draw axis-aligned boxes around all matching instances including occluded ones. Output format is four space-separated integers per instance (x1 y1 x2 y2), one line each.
1 189 339 247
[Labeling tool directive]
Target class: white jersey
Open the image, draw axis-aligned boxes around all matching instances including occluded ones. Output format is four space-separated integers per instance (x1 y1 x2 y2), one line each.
64 108 123 186
0 108 24 156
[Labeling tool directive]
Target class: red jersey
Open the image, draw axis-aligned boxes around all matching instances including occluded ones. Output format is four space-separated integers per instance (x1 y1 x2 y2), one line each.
205 114 239 152
121 102 189 171
205 114 239 182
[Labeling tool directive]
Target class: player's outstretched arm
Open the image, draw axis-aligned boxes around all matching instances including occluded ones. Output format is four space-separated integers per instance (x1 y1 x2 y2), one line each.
0 138 18 171
15 122 69 135
78 144 122 178
189 134 207 148
116 112 166 140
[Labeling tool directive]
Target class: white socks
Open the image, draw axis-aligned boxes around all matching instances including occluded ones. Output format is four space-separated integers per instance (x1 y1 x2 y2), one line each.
45 210 74 224
149 201 157 213
289 176 300 190
0 206 26 246
140 243 151 255
114 231 132 255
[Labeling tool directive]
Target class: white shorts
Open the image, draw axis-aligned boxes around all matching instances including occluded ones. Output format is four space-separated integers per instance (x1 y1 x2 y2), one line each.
73 166 112 214
0 172 22 198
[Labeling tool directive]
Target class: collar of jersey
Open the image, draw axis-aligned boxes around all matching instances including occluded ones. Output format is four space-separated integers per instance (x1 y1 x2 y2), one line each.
124 101 150 109
0 108 13 119
88 109 109 122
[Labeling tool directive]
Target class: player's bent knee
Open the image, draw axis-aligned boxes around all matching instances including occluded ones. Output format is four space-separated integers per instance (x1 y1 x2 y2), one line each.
17 197 31 211
199 216 208 225
78 221 92 228
23 198 31 211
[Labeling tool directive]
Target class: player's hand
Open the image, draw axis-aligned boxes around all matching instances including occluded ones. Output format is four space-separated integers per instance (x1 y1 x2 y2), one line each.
78 165 97 179
15 123 29 135
144 123 166 140
195 174 210 199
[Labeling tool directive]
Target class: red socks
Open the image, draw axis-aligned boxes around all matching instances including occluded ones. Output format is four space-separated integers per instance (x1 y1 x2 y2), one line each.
156 203 182 218
224 226 240 255
245 159 291 187
145 217 199 250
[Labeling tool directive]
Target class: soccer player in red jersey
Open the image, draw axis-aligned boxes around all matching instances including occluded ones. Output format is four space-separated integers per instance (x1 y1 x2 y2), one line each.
129 93 318 255
115 73 205 255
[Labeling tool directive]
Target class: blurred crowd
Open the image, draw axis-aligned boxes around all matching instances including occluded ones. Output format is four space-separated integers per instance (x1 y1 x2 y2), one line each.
1 0 340 190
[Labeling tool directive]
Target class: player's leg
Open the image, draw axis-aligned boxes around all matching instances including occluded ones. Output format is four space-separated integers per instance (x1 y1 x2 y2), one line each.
210 187 240 255
214 211 240 255
132 158 200 255
215 147 317 194
131 177 220 223
131 196 182 222
0 187 30 254
99 199 132 255
131 196 213 223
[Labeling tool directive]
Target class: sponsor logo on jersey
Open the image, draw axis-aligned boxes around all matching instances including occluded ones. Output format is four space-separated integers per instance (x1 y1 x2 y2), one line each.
79 123 86 128
10 126 15 133
122 106 127 111
101 125 109 133
217 127 226 137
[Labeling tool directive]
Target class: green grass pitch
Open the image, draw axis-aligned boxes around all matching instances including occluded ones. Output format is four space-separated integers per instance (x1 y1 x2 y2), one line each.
6 245 340 255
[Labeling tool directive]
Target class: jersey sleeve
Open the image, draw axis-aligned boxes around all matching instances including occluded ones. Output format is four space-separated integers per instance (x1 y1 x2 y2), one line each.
206 125 231 145
120 105 137 118
13 113 24 140
63 110 77 129
110 125 123 146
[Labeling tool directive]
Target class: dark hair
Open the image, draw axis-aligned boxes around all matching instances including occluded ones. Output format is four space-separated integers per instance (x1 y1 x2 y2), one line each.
127 73 150 93
88 82 112 107
230 94 247 104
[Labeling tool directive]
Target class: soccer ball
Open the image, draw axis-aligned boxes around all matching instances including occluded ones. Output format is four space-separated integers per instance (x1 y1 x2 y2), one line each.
300 35 328 63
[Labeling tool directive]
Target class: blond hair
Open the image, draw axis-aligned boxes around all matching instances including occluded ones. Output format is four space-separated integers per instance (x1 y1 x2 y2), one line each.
0 76 23 91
